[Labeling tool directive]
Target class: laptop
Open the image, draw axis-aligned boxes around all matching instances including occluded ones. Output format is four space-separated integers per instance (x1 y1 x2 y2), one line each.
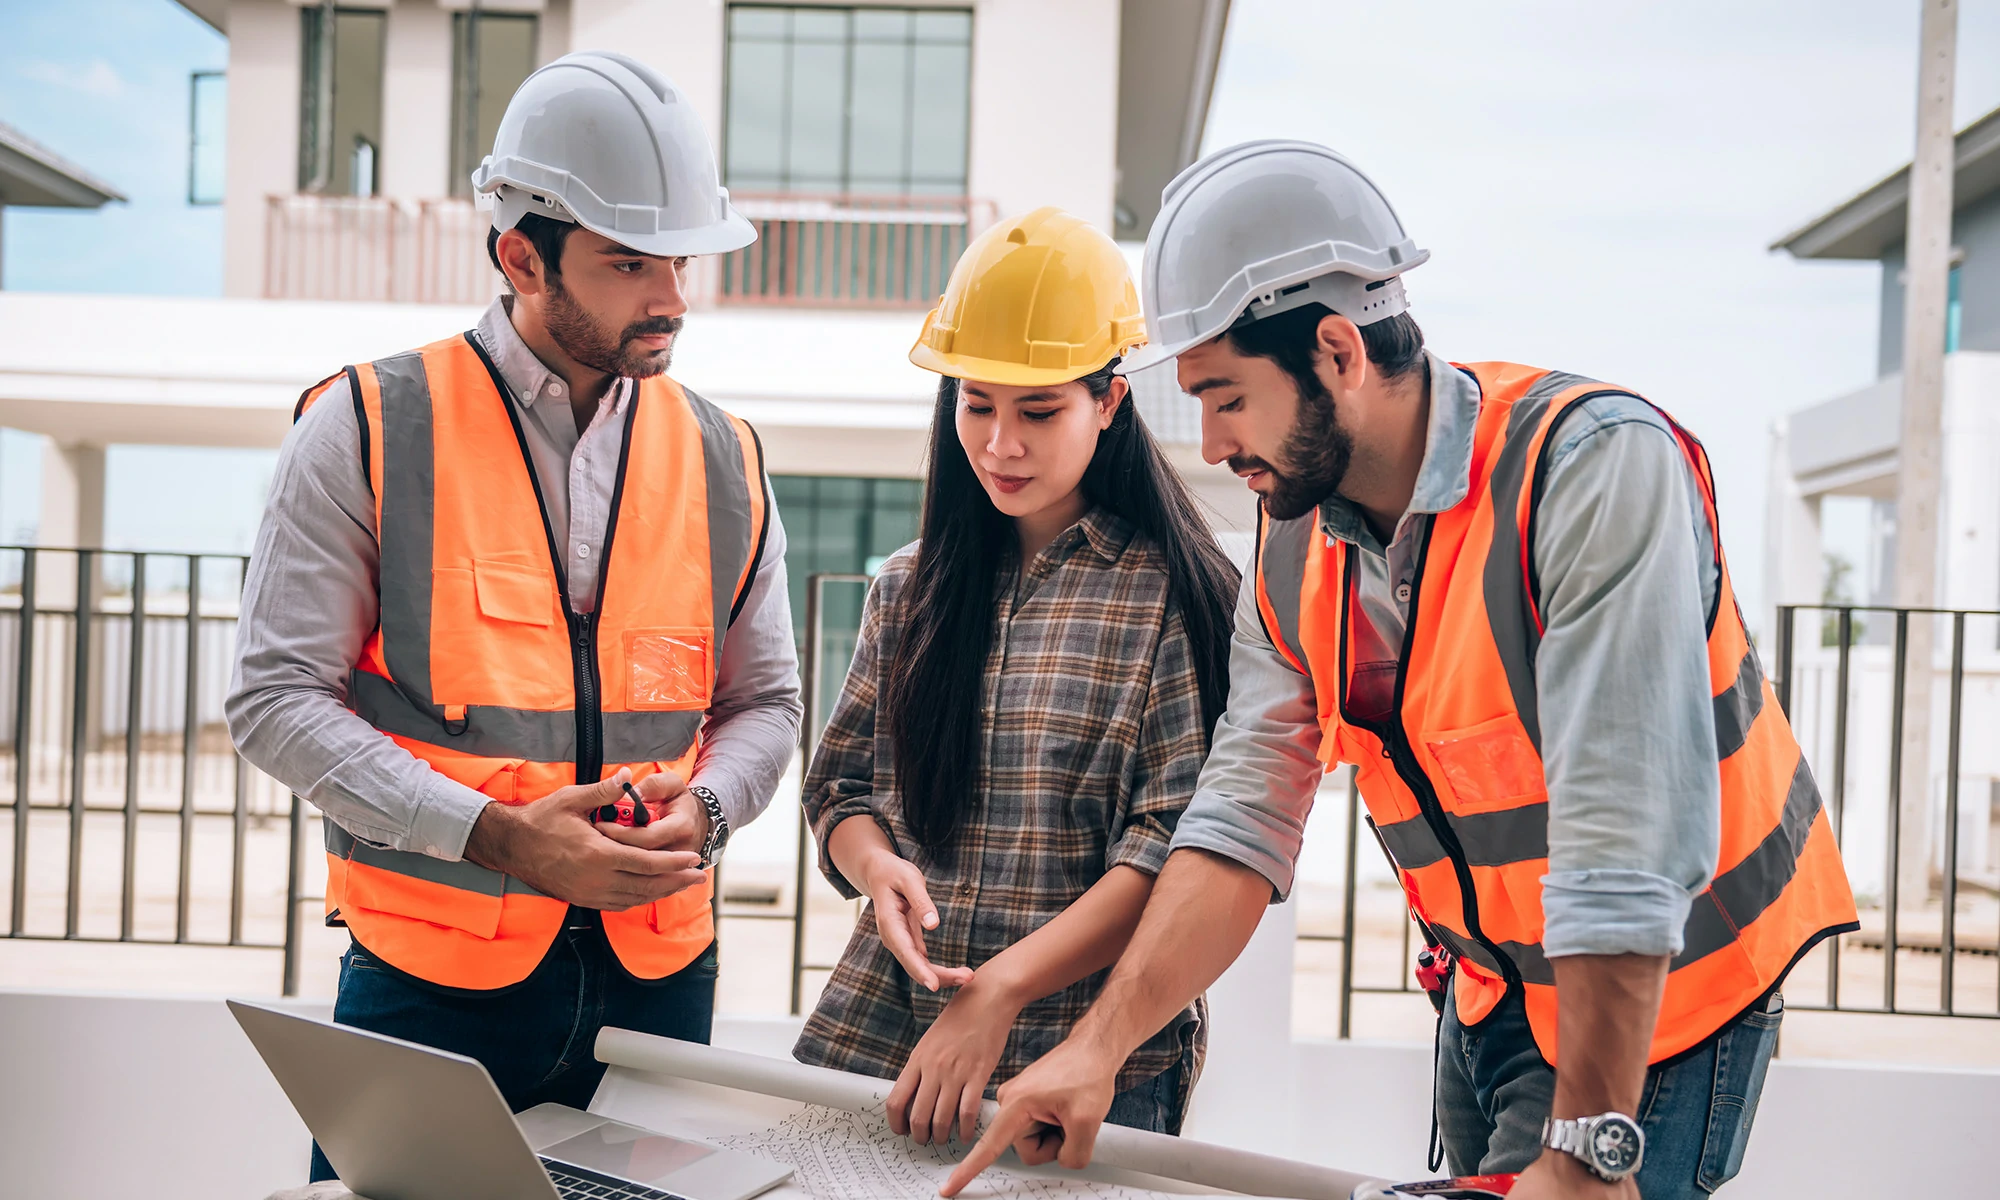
229 1001 794 1200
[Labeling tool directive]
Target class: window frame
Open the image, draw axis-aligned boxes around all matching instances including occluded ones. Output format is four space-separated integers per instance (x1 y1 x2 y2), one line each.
187 69 226 207
721 3 974 197
297 4 388 196
449 9 541 199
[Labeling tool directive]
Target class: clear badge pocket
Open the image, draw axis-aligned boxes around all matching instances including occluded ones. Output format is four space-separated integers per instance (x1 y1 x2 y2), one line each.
625 627 713 710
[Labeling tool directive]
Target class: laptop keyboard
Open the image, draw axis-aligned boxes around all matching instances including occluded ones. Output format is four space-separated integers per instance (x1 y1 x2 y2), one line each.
541 1157 690 1200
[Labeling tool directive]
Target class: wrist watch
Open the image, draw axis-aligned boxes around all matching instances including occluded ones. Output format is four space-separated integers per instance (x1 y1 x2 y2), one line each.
688 784 728 867
1541 1112 1644 1183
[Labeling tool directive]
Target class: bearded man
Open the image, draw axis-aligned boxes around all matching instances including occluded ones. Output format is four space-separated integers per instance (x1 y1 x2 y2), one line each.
226 53 802 1185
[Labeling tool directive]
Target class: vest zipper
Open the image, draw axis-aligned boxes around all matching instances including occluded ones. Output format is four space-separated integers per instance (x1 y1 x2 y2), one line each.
569 612 603 783
1340 532 1521 993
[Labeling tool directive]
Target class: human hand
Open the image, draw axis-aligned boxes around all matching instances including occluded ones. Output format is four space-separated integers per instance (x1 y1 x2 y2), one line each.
860 851 974 993
462 769 706 910
594 769 709 855
938 1033 1121 1197
1506 1151 1634 1200
885 977 1019 1146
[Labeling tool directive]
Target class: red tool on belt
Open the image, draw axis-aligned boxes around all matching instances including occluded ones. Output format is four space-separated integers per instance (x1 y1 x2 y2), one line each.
1363 816 1456 1009
597 781 652 828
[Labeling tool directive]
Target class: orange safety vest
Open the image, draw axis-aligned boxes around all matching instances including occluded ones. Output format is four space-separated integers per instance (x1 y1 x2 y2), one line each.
1254 362 1857 1064
296 332 769 990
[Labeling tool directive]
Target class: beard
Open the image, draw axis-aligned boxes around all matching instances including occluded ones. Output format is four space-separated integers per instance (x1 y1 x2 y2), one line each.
1229 370 1353 522
543 278 683 379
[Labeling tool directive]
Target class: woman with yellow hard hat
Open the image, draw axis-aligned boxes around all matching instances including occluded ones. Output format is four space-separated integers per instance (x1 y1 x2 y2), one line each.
791 208 1239 1143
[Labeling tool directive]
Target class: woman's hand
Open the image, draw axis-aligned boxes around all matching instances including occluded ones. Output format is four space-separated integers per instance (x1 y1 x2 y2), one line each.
886 977 1022 1146
860 850 975 993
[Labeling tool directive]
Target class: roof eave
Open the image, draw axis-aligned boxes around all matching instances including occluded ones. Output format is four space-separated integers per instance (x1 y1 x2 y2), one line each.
1772 104 2000 261
0 125 125 209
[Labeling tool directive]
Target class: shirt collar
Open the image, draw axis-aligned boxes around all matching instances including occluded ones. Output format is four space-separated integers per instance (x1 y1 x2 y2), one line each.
1076 507 1136 563
1317 351 1479 550
476 296 631 416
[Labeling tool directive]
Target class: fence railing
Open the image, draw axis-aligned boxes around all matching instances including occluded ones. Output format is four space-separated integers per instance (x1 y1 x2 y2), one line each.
1774 604 2000 1019
718 192 995 309
262 191 995 311
264 194 502 306
9 559 1996 1029
0 548 306 991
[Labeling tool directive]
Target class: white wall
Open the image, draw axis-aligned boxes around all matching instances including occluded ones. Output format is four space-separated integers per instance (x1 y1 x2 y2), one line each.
967 0 1122 229
222 0 304 297
565 0 728 155
381 0 455 200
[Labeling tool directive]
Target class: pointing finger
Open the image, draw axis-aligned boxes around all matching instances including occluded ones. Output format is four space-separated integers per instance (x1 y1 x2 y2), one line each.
940 1104 1033 1197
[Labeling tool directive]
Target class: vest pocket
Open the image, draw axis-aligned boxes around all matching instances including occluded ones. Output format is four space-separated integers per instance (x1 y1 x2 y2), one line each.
1421 714 1546 815
624 627 713 710
340 861 505 940
472 558 557 626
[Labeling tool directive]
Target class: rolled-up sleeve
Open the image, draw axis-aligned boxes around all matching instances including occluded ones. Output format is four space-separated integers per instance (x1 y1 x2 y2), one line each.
1168 569 1326 901
799 559 903 899
1106 607 1207 877
1535 401 1721 959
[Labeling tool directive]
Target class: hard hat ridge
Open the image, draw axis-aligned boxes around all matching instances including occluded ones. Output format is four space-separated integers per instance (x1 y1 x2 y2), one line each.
472 50 755 258
1121 140 1427 374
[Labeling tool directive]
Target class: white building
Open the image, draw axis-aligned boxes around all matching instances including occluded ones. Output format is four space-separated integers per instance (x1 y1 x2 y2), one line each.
0 0 1251 645
1767 104 2000 899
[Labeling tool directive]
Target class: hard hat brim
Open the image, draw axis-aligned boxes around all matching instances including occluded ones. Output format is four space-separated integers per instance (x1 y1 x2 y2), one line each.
571 207 758 258
908 341 1125 389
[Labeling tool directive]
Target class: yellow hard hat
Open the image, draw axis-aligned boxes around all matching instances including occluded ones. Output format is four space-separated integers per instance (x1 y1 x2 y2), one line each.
909 207 1147 387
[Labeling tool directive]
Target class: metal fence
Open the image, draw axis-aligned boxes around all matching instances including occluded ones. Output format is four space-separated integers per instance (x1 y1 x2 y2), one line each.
8 559 1996 1028
0 548 307 990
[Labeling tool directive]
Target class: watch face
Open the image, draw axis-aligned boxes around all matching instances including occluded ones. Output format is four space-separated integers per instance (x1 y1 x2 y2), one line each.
1589 1117 1643 1176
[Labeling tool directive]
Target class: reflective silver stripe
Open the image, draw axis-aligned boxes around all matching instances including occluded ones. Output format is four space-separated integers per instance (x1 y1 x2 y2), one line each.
1673 752 1823 970
1380 804 1550 870
1256 512 1314 669
683 385 757 651
324 819 548 897
373 352 437 702
1478 370 1598 756
349 668 703 765
1712 646 1765 760
1435 926 1557 988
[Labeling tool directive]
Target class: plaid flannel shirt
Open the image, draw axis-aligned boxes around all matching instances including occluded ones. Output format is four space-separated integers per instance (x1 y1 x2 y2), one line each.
792 508 1214 1100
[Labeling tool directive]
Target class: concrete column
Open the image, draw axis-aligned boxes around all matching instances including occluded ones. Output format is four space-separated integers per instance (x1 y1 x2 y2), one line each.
222 0 307 298
969 0 1122 228
1890 0 1959 911
381 0 455 200
37 441 106 609
1761 418 1825 622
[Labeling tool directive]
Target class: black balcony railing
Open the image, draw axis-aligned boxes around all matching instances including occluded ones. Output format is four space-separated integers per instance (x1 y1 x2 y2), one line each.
6 558 1996 1027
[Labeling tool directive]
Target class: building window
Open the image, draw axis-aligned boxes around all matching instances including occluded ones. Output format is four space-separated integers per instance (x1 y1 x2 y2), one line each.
187 70 226 206
298 6 386 196
725 5 973 196
1946 264 1962 354
450 11 540 198
772 475 922 725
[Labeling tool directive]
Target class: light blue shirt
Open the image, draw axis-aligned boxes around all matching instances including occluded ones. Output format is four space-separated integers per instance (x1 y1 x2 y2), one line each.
1172 353 1723 959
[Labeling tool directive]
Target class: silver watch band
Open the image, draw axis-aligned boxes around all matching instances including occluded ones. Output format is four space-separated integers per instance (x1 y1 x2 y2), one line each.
689 784 728 866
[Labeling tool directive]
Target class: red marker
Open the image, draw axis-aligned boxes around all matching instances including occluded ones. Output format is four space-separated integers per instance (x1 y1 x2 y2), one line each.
597 781 651 827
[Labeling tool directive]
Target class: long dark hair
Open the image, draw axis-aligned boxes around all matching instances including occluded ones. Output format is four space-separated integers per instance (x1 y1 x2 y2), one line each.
881 361 1241 859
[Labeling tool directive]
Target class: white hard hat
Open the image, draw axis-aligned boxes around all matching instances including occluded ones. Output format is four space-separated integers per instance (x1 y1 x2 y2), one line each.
1118 140 1427 374
472 50 755 258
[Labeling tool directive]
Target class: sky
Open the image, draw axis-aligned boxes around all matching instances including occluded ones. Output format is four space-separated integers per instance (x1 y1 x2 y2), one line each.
2 0 2000 595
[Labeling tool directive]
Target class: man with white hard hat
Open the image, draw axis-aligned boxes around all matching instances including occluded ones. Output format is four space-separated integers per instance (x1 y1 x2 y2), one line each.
948 141 1856 1199
227 51 802 1182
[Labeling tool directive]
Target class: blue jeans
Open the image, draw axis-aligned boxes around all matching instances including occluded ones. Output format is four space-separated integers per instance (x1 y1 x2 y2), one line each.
308 914 718 1184
1435 985 1782 1197
1103 1050 1189 1136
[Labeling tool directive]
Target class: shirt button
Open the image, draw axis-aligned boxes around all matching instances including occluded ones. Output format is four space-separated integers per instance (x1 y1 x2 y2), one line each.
1395 582 1412 603
959 882 974 895
577 544 591 559
548 381 564 397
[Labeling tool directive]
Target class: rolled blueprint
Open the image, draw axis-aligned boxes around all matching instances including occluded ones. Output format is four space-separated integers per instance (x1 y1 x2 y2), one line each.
595 1028 1377 1200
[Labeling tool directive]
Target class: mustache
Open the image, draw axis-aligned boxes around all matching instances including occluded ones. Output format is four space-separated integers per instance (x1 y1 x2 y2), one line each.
622 315 684 341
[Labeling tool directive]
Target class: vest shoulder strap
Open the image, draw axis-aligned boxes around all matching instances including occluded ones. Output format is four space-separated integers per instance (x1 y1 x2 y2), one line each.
680 383 771 624
1254 508 1316 674
295 364 374 503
